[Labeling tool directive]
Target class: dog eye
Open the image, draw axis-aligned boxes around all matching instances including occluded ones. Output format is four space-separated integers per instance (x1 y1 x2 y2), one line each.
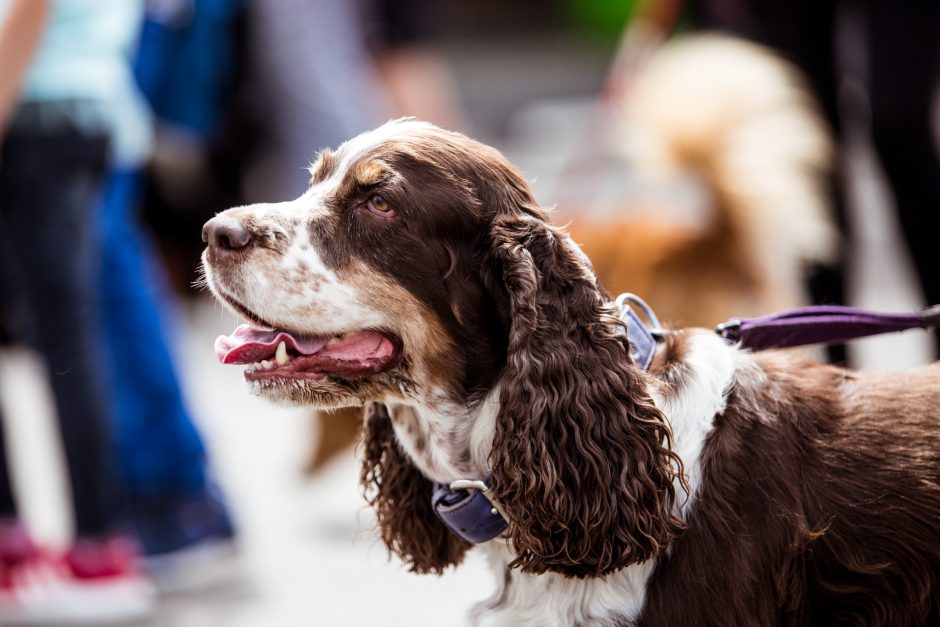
366 194 396 218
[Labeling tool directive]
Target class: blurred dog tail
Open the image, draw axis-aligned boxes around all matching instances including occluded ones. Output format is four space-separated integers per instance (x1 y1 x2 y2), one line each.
624 33 837 269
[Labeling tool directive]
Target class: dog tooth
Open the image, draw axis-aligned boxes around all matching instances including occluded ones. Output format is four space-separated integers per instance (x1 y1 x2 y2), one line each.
275 341 290 365
261 359 272 369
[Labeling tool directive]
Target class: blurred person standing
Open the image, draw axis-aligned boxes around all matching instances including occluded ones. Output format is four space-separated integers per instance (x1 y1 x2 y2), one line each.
0 0 154 622
688 0 940 360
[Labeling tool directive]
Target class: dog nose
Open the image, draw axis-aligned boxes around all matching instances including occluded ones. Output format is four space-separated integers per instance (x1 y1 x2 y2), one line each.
203 216 253 252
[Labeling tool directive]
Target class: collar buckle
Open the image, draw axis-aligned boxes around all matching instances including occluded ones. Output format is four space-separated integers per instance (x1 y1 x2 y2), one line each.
449 479 509 521
616 293 665 371
432 478 509 544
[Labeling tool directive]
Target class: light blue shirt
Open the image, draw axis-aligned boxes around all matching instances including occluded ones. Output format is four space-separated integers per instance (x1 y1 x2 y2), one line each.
0 0 152 166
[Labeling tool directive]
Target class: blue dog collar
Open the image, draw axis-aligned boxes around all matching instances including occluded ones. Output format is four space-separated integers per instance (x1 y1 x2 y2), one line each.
432 480 508 544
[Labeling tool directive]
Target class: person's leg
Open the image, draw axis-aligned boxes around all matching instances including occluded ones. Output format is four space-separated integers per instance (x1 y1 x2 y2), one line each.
99 170 209 496
866 1 940 358
0 153 38 591
0 214 24 349
0 408 40 592
0 220 20 522
0 122 155 619
99 169 234 559
0 407 34 592
0 126 117 537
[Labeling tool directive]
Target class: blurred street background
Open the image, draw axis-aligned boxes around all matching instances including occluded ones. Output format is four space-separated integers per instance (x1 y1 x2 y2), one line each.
0 0 937 625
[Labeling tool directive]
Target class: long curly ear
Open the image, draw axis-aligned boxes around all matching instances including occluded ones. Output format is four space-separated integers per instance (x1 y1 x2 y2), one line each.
360 402 470 574
486 211 687 578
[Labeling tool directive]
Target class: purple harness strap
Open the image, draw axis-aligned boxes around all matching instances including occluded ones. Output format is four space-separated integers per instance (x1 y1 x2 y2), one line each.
716 304 940 351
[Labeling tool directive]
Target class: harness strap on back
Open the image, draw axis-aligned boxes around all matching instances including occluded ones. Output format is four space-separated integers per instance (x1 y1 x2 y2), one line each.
716 304 940 351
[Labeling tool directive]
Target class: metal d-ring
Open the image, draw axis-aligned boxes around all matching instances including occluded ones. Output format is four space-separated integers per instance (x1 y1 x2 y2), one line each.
616 293 666 337
449 479 509 521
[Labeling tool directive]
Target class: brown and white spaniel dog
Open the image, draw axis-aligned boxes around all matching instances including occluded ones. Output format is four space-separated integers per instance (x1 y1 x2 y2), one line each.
202 119 940 626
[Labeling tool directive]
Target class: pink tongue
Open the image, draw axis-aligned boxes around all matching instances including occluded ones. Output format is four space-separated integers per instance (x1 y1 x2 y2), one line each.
320 332 389 361
214 325 328 364
214 325 392 365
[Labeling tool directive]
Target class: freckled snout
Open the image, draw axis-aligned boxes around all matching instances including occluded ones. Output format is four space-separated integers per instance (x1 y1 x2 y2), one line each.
203 215 253 256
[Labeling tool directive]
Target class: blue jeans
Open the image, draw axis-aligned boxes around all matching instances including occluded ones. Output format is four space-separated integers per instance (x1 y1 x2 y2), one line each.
98 169 209 498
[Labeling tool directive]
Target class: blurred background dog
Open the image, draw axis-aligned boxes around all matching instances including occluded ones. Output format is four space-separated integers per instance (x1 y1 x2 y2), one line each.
568 34 835 327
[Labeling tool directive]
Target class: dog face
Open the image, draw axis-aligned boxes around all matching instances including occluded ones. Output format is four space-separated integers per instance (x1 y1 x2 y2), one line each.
202 119 514 408
204 120 685 578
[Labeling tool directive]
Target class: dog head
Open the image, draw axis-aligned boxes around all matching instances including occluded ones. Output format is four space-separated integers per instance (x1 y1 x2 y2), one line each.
203 119 519 409
203 119 685 576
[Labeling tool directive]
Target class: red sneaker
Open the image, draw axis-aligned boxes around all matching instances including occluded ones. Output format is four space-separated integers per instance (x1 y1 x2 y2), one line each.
0 519 42 593
0 520 154 625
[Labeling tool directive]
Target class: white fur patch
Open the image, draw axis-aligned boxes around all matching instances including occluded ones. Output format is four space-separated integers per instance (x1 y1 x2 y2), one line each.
468 388 501 474
314 117 436 192
651 330 738 514
391 390 498 484
473 543 656 627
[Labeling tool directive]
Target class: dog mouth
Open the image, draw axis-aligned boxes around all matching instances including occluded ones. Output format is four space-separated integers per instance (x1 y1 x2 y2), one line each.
208 288 402 382
214 324 401 382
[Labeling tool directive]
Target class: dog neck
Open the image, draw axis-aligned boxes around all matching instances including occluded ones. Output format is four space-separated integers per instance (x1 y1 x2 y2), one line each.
386 390 499 485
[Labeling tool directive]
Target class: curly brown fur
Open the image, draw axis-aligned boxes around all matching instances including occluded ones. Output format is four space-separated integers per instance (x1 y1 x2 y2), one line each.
360 402 470 573
639 357 940 627
484 207 687 578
